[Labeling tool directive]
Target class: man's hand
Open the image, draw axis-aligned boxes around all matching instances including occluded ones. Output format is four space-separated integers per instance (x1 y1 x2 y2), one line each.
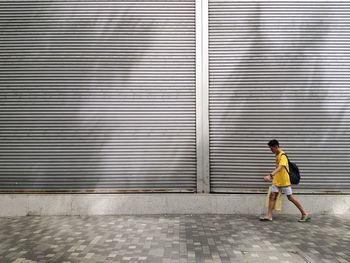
264 175 271 182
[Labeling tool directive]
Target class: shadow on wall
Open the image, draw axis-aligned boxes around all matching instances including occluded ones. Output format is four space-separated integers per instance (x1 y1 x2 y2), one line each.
216 2 349 189
0 1 153 192
1 0 197 192
68 5 156 191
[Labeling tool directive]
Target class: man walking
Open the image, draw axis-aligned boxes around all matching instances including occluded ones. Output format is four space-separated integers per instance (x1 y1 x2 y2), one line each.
260 139 311 222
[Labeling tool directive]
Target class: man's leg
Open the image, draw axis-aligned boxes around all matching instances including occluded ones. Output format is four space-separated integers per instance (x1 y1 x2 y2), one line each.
287 194 307 217
267 191 278 220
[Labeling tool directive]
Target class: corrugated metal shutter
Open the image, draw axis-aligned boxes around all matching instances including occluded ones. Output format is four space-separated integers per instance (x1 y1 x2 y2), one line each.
209 1 350 192
0 0 196 192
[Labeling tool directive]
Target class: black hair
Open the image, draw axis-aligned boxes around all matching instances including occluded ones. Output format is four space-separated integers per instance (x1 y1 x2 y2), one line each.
268 139 279 147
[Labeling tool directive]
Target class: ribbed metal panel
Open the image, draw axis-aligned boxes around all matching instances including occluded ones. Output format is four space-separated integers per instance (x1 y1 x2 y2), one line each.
0 0 196 192
209 1 350 192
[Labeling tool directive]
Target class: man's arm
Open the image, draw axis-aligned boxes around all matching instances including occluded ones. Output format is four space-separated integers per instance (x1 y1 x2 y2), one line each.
264 165 283 181
271 165 283 177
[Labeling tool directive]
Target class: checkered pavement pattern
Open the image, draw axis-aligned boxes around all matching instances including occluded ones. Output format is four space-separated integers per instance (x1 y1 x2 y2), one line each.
0 214 349 263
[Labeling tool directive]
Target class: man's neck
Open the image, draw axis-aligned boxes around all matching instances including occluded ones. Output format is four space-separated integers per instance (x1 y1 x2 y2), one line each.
275 148 282 155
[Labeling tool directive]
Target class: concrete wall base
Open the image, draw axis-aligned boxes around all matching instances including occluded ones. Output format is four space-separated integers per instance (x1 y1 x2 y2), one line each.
1 194 349 217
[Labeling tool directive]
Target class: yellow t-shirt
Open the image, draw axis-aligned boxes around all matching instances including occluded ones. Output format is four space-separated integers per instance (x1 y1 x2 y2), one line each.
272 151 291 187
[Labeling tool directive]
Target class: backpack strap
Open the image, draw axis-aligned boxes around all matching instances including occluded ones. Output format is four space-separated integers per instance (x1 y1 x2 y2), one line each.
280 153 290 175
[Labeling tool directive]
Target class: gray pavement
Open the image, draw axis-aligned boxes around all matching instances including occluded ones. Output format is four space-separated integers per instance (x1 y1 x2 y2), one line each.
0 214 349 263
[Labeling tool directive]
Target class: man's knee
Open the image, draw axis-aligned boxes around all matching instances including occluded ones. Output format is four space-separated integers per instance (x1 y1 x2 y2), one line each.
270 192 278 200
287 195 294 201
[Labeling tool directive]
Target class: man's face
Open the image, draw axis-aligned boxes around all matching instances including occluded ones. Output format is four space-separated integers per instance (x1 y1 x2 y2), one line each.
269 146 278 154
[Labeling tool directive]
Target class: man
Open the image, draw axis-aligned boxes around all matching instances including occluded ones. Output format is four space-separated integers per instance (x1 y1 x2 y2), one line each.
260 139 311 222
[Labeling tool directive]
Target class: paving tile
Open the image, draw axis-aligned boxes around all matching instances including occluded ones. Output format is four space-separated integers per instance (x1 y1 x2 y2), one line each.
0 215 349 263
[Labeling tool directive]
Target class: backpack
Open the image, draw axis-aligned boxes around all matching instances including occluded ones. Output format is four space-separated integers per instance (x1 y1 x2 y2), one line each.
281 154 301 185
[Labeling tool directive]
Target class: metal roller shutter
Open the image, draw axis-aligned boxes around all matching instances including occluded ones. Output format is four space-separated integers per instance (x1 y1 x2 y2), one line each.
209 1 350 192
0 0 196 193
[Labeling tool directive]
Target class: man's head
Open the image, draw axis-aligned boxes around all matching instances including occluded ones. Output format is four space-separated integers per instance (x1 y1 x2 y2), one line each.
268 139 280 154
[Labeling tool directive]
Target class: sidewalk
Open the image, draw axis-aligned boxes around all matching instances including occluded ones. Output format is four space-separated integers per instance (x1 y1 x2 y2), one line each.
0 214 349 263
